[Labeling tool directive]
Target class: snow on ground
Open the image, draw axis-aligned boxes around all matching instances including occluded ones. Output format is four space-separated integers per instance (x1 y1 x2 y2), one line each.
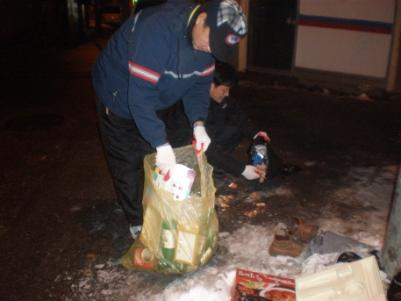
317 165 397 249
66 165 396 300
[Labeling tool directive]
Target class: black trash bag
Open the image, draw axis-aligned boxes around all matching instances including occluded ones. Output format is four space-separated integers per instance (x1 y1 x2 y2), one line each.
388 272 401 301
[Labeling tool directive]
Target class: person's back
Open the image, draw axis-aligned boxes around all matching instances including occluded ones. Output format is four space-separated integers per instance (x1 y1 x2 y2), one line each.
93 1 213 122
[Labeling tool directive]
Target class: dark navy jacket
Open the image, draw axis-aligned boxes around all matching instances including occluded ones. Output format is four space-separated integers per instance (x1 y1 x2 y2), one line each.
92 1 215 147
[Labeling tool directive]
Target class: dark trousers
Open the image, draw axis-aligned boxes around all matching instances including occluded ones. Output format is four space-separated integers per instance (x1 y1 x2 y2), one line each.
209 125 242 154
96 99 152 226
206 125 245 176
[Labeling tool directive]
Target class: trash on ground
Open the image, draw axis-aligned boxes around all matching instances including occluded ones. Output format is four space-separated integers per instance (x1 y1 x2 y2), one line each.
269 218 319 258
296 256 386 301
301 253 342 275
292 217 318 243
248 191 262 202
243 209 258 218
231 268 296 301
228 181 238 189
121 145 218 274
308 231 375 256
243 204 266 218
269 223 305 258
216 194 236 208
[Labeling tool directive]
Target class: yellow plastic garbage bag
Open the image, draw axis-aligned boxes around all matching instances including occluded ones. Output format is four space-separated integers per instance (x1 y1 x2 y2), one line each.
121 145 218 274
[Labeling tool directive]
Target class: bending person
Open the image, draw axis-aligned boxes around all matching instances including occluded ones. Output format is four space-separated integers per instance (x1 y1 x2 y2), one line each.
166 62 290 182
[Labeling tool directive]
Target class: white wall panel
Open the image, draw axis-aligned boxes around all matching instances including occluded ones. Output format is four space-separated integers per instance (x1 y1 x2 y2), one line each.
295 0 395 78
295 27 392 78
300 0 395 23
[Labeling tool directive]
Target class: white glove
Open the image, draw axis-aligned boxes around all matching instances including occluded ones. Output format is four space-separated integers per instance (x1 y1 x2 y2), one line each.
241 165 262 180
193 125 211 154
155 143 176 176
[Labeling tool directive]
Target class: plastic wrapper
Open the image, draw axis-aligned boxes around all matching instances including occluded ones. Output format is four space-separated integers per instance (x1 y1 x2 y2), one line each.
232 268 296 301
121 145 218 274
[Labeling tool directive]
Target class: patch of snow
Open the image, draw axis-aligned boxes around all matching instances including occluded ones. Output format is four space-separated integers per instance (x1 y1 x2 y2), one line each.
318 165 395 249
301 253 339 274
265 185 293 198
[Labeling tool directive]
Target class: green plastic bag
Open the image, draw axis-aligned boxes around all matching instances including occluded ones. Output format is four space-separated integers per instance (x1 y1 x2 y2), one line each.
121 145 218 274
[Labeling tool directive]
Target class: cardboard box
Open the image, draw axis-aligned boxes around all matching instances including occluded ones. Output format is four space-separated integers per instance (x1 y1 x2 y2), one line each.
295 256 386 301
232 268 296 301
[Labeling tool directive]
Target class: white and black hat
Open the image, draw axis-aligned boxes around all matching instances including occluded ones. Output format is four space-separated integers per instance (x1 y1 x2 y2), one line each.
204 0 248 62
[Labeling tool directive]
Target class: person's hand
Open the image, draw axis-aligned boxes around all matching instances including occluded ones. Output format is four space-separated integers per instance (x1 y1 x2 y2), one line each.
155 143 176 176
256 164 267 183
193 124 211 155
241 164 266 181
253 131 271 142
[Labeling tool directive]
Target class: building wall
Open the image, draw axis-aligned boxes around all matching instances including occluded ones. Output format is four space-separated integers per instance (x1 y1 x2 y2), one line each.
0 1 37 41
295 0 395 78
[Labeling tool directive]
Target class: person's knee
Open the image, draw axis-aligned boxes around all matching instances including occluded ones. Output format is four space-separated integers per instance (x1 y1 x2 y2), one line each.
222 126 242 148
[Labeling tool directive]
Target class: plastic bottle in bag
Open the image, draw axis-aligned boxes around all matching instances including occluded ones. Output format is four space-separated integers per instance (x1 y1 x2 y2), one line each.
160 219 177 262
250 136 269 182
250 136 268 167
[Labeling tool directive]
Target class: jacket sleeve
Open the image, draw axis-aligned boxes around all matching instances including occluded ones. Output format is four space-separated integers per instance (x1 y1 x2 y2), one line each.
181 64 215 126
226 97 259 138
127 17 170 148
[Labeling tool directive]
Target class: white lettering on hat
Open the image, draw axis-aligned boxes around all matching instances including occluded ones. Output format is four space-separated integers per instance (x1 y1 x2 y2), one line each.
217 0 247 35
225 33 240 45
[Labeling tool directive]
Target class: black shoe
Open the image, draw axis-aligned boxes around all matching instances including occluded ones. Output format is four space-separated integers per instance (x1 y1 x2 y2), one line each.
213 168 228 180
388 272 401 301
336 251 362 263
